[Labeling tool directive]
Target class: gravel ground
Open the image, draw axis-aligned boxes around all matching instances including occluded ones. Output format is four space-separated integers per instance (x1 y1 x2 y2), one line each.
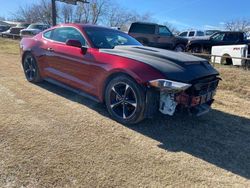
0 38 250 187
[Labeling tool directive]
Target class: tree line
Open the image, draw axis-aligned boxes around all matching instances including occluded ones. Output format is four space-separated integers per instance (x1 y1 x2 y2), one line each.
11 0 153 31
9 0 250 33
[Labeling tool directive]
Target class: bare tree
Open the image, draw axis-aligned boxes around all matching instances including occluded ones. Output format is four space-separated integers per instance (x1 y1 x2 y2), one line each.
225 19 250 32
75 2 91 23
60 4 74 23
106 4 154 31
12 0 53 24
90 0 109 24
0 16 6 21
73 0 109 24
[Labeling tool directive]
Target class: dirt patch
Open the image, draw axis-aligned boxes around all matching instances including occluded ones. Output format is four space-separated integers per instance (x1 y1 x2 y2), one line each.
0 38 249 187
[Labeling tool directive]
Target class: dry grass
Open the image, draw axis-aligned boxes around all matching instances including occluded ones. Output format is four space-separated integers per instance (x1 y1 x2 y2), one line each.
0 38 250 187
0 38 20 55
215 65 250 99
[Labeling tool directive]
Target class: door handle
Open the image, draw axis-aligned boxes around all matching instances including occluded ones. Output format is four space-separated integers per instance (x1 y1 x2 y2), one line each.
47 47 54 52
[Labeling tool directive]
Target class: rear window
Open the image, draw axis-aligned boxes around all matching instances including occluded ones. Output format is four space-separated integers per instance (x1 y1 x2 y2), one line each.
129 23 155 34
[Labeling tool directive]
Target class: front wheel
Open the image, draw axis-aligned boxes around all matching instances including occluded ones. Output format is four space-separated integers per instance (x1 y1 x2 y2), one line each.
105 75 146 125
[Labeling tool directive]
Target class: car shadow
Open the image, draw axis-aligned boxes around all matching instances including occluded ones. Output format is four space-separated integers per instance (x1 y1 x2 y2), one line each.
36 81 250 179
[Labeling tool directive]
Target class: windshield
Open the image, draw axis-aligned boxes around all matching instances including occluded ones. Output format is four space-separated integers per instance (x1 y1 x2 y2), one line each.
16 23 29 28
28 24 44 30
84 27 142 49
158 26 172 36
206 30 219 36
210 33 225 41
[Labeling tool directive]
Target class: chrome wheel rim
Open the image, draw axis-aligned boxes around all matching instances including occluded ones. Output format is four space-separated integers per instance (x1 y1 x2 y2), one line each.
24 56 36 81
109 82 137 120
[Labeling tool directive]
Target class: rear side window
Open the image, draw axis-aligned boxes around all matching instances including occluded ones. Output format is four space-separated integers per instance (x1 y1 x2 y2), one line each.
179 32 188 37
43 30 52 39
188 31 195 37
223 33 239 42
51 27 86 46
129 23 155 34
197 31 204 36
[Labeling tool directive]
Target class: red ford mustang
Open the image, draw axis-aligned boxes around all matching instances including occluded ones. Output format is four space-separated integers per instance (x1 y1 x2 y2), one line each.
20 24 220 124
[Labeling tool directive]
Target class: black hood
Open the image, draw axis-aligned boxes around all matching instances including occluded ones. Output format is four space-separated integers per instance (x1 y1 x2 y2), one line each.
100 46 219 83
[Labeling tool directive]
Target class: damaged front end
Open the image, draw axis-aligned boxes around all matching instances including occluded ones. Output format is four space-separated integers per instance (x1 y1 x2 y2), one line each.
147 76 220 117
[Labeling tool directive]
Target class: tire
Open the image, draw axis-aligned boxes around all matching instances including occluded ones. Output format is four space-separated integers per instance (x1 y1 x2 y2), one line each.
189 45 202 53
22 53 42 83
105 75 146 125
221 55 232 65
174 44 185 52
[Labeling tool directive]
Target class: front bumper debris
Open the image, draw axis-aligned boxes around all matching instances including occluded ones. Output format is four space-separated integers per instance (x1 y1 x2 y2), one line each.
158 76 220 116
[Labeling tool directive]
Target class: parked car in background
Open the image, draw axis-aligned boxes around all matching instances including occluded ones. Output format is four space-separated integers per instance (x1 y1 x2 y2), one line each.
179 30 205 39
212 44 248 66
128 22 188 52
186 31 248 53
205 30 220 36
1 23 29 38
20 23 50 37
0 25 11 32
20 24 220 124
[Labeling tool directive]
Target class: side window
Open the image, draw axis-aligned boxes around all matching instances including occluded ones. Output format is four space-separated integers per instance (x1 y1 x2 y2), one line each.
43 30 53 39
51 27 86 46
188 31 195 37
129 24 155 34
223 33 239 42
197 31 204 36
158 26 172 36
179 32 188 37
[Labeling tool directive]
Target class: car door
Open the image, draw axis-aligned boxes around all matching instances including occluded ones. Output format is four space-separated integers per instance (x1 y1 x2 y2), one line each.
44 27 96 94
155 25 175 49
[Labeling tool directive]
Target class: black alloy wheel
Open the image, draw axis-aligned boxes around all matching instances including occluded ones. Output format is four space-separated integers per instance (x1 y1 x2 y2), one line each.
23 54 42 83
105 75 146 124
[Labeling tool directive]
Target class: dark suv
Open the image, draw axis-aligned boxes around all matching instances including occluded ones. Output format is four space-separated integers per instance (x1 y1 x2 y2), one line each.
128 22 188 52
187 31 249 53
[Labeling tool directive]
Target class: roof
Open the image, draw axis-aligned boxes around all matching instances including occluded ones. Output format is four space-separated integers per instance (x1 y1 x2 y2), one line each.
217 31 245 34
55 23 117 30
131 22 158 25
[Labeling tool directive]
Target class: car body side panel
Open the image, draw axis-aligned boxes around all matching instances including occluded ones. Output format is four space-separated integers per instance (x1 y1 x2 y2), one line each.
20 33 165 102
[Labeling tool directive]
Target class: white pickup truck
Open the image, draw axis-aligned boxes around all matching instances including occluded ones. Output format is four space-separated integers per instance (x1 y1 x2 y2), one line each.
211 44 248 66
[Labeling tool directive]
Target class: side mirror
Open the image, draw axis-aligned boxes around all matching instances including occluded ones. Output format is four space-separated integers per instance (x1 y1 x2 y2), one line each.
66 39 82 48
66 39 88 54
81 46 88 54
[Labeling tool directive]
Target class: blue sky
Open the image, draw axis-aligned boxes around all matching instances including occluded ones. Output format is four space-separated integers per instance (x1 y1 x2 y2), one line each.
1 0 250 31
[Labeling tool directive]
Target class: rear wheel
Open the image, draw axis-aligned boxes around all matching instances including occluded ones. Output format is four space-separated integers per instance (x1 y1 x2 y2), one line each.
105 75 146 125
22 53 42 83
189 45 202 53
174 44 185 52
221 55 232 65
